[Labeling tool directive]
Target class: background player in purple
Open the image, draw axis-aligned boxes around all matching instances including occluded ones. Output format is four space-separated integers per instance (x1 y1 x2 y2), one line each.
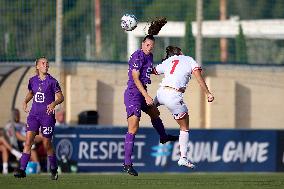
14 57 64 180
123 18 177 176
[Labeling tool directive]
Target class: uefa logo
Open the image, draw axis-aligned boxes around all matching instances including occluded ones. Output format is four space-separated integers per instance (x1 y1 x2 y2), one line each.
56 139 73 160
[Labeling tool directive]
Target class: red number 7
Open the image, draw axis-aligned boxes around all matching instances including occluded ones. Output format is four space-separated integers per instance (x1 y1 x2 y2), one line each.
170 60 179 74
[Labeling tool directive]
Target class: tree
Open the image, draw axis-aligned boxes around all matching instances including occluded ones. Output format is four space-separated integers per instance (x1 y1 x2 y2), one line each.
235 24 247 63
6 33 17 60
183 15 195 58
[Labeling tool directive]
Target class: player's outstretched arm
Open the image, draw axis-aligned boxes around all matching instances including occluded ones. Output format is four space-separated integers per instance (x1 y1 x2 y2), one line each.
23 91 33 113
193 70 214 102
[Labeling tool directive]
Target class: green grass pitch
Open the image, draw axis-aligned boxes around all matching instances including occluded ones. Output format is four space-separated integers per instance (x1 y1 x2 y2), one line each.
1 173 284 189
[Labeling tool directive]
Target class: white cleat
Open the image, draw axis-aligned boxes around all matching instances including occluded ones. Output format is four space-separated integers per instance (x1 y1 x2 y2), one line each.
178 157 195 169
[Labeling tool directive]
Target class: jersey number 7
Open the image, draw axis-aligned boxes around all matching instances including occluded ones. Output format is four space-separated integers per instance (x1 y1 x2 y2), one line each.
170 60 179 74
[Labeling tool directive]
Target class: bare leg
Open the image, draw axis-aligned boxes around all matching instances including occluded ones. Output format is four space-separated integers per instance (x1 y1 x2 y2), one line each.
30 150 39 162
0 137 21 159
127 115 140 134
0 145 9 174
23 131 37 154
18 131 37 171
0 137 14 151
43 137 57 171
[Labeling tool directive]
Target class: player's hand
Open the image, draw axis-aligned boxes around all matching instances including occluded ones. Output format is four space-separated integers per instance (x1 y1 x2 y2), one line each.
23 102 29 113
207 93 214 102
145 95 154 106
46 102 56 115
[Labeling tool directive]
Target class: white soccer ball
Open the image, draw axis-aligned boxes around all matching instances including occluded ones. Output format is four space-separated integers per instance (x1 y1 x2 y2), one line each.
121 14 138 31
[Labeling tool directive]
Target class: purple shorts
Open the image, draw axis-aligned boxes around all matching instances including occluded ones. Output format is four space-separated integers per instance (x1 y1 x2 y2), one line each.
27 114 56 138
124 87 149 118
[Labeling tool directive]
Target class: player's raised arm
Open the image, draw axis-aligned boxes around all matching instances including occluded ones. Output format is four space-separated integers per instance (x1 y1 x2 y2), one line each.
193 69 214 102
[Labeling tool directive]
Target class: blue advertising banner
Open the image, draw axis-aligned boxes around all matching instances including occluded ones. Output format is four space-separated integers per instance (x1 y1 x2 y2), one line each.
53 126 284 172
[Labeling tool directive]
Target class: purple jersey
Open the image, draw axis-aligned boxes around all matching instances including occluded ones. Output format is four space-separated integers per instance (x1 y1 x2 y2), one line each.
28 74 61 116
127 49 153 88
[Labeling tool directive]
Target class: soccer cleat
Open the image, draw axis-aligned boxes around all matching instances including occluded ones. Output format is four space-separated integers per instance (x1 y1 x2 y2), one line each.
50 168 58 180
14 168 26 178
123 164 138 176
160 134 179 144
178 157 195 169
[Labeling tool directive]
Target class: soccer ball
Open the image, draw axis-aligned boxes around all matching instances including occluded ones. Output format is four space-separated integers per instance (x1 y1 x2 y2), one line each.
121 14 138 31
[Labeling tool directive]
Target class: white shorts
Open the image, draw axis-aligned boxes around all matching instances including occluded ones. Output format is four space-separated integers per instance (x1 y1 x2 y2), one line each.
154 87 188 119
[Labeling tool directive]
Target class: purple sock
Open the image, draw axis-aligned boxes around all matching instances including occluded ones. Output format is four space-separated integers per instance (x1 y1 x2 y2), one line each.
48 154 58 170
124 132 135 165
20 153 31 170
151 117 167 140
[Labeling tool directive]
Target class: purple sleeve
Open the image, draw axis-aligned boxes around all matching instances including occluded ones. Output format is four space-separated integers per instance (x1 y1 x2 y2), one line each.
52 80 61 94
129 53 143 71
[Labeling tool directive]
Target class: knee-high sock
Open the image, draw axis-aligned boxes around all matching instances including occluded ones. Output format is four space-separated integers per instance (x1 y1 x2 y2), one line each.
48 154 58 170
179 130 189 158
20 153 31 171
124 132 135 165
151 117 167 139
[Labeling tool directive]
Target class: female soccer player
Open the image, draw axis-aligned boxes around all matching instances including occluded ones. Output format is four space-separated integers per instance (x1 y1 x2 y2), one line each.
14 57 64 180
123 18 178 176
153 46 214 168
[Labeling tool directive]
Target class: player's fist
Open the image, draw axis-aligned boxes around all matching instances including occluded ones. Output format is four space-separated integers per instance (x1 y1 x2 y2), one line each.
46 102 56 115
23 102 29 113
207 93 214 102
145 95 154 106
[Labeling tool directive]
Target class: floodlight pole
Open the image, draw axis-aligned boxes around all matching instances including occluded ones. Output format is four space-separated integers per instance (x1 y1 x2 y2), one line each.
56 0 65 110
220 0 228 63
56 0 62 68
196 0 205 128
95 0 102 57
196 0 203 67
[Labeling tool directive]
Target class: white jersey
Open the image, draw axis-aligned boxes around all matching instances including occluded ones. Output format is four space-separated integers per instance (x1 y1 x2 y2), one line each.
4 121 19 148
154 55 201 89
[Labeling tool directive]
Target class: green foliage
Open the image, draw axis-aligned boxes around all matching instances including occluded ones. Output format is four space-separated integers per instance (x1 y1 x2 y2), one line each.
142 0 195 21
183 14 195 58
6 33 17 60
235 24 248 63
0 0 284 63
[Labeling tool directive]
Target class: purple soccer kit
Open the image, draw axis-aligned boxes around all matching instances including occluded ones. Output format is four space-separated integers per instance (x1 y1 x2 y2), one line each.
27 73 61 138
20 73 61 172
124 49 153 118
123 49 167 166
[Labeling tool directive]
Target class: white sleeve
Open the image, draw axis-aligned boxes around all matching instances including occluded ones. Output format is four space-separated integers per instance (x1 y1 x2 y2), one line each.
189 57 202 73
154 61 166 75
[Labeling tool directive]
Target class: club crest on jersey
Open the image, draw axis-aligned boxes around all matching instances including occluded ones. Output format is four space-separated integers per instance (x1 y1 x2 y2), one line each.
35 92 45 103
133 62 139 68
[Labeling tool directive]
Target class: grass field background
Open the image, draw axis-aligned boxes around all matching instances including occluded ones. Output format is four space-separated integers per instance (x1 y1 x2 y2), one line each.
0 173 284 189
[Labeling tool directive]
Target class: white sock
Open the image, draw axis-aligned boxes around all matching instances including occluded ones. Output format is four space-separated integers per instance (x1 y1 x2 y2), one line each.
11 149 22 160
2 162 8 174
179 130 189 158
